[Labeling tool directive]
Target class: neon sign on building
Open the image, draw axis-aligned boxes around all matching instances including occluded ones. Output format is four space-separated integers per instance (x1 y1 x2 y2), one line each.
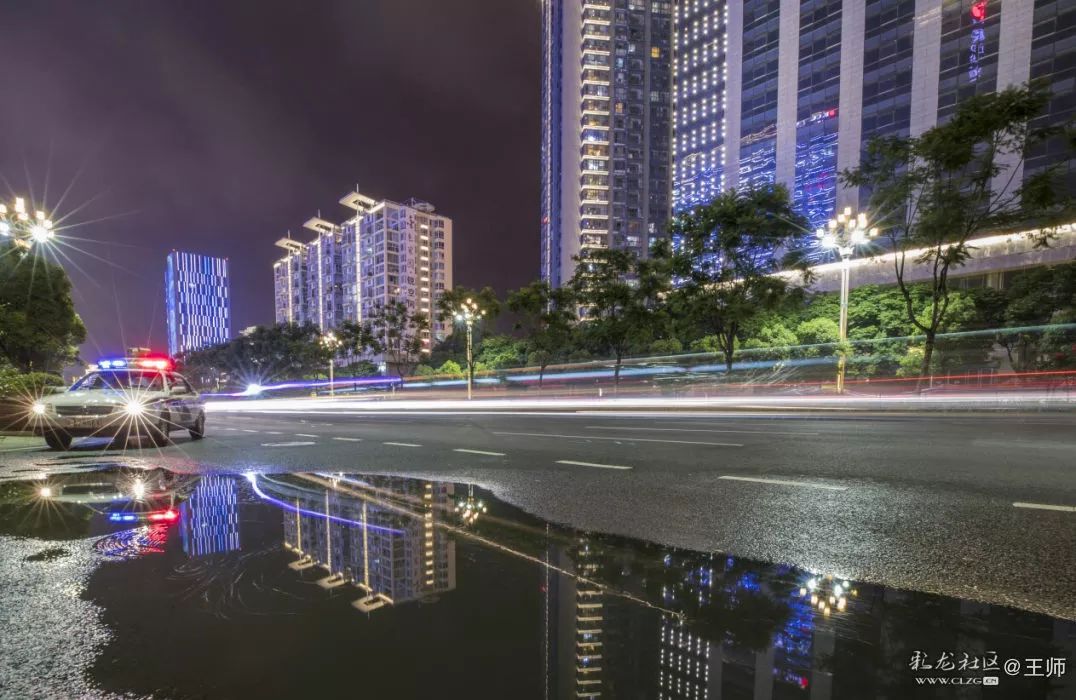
968 1 987 82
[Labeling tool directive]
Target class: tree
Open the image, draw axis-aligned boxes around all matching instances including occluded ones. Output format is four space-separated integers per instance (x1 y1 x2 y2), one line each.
843 86 1074 382
436 286 501 385
994 263 1076 369
0 244 86 372
669 185 808 373
506 280 577 388
572 247 671 389
181 322 328 386
474 334 526 369
345 301 430 377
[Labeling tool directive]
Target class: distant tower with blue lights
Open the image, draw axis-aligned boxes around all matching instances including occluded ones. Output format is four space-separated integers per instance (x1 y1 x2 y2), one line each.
165 251 231 356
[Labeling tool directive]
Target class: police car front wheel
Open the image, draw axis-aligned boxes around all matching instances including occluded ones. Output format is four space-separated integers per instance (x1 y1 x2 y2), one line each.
43 430 72 451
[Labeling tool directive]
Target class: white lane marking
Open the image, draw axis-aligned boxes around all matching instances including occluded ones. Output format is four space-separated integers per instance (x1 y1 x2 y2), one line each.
718 475 847 491
491 431 743 447
1013 502 1076 513
265 431 284 435
295 433 319 438
332 437 363 442
556 459 632 471
384 441 422 448
453 448 506 457
219 427 238 431
261 441 316 447
242 429 259 433
584 425 819 436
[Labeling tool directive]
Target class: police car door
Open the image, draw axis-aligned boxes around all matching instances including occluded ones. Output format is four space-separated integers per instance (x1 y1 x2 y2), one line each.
166 372 193 426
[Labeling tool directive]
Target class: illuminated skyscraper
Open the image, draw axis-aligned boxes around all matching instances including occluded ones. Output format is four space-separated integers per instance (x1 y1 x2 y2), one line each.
540 0 674 287
672 0 1076 230
165 251 230 356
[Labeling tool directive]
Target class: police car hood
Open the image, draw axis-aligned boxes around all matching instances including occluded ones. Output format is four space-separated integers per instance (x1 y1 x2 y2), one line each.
45 390 159 407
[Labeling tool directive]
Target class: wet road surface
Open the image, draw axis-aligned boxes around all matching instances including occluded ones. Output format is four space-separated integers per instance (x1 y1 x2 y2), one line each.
0 466 1073 699
2 407 1074 623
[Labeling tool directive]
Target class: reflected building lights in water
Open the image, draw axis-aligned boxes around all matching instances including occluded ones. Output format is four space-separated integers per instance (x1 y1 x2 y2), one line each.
16 468 1073 698
180 475 240 557
271 475 456 609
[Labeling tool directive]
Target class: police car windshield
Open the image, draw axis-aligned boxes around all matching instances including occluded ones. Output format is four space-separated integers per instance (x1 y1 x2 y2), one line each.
72 370 164 392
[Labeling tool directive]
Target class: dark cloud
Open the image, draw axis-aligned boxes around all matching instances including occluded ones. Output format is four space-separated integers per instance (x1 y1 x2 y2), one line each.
0 0 539 358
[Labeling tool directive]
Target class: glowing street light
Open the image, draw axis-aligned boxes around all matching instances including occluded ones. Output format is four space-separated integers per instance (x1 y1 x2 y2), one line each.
321 331 342 397
815 208 878 393
453 298 486 400
0 197 55 250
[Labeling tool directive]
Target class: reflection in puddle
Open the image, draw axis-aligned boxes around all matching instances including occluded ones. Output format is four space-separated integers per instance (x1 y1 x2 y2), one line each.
0 466 1072 698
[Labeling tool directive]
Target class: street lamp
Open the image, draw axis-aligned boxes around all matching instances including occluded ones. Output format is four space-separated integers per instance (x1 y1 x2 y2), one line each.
321 331 341 397
453 298 486 400
815 208 877 394
0 197 55 250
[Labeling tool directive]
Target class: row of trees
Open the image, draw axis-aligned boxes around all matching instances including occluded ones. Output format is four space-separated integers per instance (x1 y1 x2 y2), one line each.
180 87 1073 389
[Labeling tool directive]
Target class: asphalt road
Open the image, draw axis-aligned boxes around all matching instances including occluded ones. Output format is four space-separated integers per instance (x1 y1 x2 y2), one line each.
3 403 1075 620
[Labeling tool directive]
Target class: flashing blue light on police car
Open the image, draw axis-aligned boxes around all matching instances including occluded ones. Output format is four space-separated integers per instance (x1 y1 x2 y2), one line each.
108 512 138 522
98 358 128 369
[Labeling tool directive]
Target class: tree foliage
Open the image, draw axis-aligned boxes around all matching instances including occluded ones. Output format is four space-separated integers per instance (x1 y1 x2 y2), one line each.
340 301 429 377
668 185 808 371
0 244 86 372
506 280 577 386
843 86 1073 380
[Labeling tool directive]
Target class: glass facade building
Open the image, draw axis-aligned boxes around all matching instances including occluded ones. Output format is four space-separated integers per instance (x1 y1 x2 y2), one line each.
165 251 230 357
541 0 673 287
670 0 1074 230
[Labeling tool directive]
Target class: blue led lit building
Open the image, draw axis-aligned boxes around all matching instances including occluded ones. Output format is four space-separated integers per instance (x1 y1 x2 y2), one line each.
672 0 1076 232
165 251 231 357
180 475 240 557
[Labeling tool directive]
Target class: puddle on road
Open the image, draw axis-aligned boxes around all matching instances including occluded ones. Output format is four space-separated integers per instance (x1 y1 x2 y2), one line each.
0 466 1072 699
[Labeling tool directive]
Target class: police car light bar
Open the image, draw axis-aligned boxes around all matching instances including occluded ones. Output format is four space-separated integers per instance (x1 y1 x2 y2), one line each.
97 355 174 371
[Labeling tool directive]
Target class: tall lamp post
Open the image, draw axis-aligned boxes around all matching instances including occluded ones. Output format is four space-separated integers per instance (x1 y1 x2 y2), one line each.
321 331 341 397
816 208 877 394
0 197 55 250
453 298 486 400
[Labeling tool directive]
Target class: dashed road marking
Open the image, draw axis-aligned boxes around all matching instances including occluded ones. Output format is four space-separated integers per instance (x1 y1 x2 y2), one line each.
265 431 284 435
1013 502 1075 513
556 459 632 471
261 441 316 447
491 431 743 447
332 437 363 442
453 448 506 457
295 433 319 438
242 429 258 433
718 475 847 491
383 442 422 448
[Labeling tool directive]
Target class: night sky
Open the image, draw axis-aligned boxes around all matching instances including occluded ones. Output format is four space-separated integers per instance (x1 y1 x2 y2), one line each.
0 1 539 358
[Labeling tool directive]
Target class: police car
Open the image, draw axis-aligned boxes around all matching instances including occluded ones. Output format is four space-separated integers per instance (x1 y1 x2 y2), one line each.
30 354 206 451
